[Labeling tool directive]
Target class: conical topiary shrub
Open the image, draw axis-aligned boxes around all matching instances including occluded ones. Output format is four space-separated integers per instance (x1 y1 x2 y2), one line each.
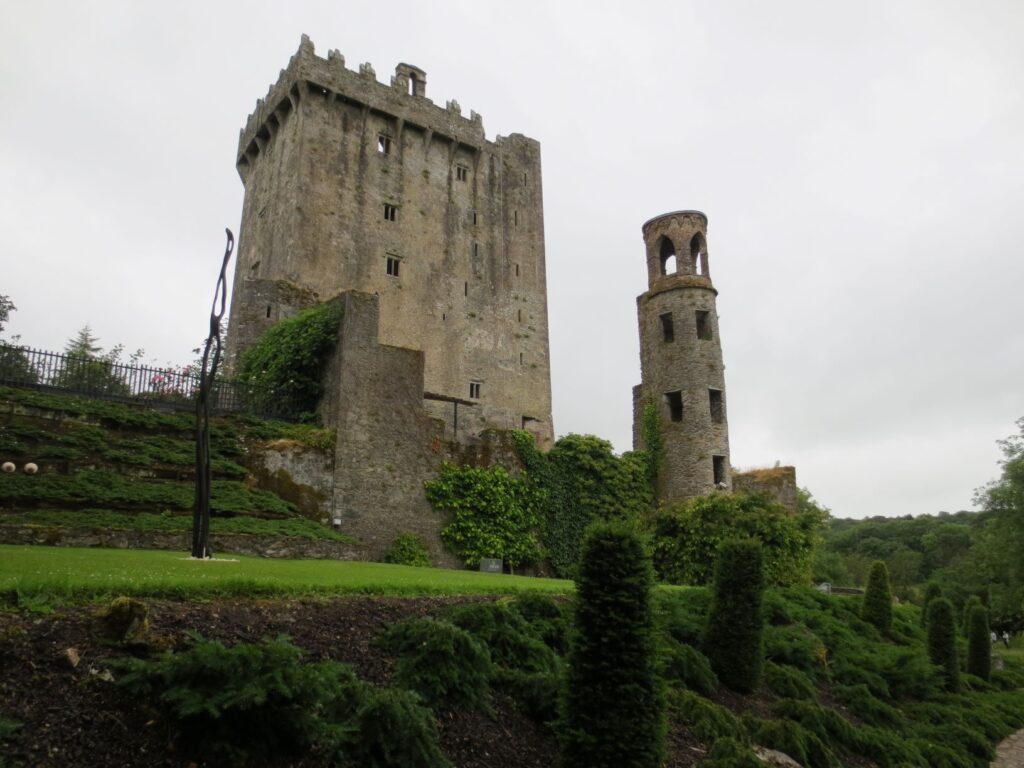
861 561 892 635
921 582 942 627
703 538 765 693
561 521 665 768
966 604 991 681
927 597 959 692
961 595 982 636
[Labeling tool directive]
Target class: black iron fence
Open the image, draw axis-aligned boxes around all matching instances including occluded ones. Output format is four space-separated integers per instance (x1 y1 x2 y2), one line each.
0 343 302 421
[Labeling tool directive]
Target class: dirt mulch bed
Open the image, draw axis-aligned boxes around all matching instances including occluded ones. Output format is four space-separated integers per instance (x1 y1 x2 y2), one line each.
0 596 557 768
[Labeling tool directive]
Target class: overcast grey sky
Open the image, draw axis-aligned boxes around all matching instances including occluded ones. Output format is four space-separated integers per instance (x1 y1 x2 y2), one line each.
2 1 1022 519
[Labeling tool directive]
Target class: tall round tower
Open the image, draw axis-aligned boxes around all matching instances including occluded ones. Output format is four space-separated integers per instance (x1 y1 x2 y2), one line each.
632 210 731 502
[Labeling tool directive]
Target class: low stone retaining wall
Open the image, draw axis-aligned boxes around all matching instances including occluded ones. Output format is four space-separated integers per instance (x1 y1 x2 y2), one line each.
0 524 364 560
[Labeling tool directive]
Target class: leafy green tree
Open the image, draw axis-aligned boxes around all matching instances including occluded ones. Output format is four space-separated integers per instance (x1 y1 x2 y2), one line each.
562 522 665 768
704 538 765 693
427 463 542 570
966 604 991 681
926 597 959 692
921 582 942 627
861 561 893 635
970 418 1024 631
653 492 821 587
52 325 136 395
0 295 36 385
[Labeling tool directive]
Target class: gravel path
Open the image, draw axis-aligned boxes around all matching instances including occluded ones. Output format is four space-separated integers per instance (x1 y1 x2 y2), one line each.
992 728 1024 767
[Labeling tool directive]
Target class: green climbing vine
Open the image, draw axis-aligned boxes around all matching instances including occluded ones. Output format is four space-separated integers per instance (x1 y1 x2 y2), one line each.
641 399 663 488
237 300 343 421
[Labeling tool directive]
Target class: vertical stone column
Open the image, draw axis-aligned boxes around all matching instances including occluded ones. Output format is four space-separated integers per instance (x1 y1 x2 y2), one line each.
633 211 731 503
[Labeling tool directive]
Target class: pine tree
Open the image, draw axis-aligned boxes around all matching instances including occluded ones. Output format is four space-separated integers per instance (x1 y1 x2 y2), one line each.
921 582 942 627
562 521 665 768
927 598 959 692
861 561 892 635
966 604 991 681
704 538 765 693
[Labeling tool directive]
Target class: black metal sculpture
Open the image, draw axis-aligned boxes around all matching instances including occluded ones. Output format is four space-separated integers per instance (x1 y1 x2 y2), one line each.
192 229 234 559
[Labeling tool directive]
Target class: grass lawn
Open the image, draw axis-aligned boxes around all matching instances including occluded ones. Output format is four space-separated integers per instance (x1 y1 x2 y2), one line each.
0 545 574 605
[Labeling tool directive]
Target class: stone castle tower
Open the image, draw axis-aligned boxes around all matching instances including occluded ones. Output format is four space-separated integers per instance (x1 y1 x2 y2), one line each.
632 211 731 502
226 35 553 446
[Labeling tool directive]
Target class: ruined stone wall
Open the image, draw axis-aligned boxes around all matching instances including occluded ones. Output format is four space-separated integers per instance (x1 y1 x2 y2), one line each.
227 36 553 446
633 211 731 502
318 291 460 566
732 466 799 512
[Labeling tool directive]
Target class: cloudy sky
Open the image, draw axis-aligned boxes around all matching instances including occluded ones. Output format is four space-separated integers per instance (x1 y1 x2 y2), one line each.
2 1 1022 519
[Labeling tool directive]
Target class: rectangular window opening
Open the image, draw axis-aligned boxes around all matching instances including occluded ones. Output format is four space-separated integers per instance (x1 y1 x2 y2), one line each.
456 164 469 182
377 135 392 155
469 381 481 399
659 312 674 342
383 203 397 221
464 281 468 297
517 309 522 323
709 389 723 424
386 256 400 277
665 391 683 422
514 210 518 226
696 310 712 340
713 455 726 486
266 305 271 318
472 211 478 226
515 263 520 277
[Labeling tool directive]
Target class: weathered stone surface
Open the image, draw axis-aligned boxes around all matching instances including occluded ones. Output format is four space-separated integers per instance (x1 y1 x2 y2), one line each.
754 745 804 767
225 36 553 447
248 439 334 521
733 466 799 511
632 211 731 502
0 525 365 560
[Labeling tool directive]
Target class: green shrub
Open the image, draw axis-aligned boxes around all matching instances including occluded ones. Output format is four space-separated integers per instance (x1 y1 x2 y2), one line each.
704 539 765 693
658 638 718 696
921 582 942 626
492 666 562 723
656 588 711 647
426 463 542 570
697 737 764 768
384 533 431 567
926 597 960 692
514 431 651 579
967 604 991 680
446 602 558 674
562 521 665 768
116 634 362 763
861 561 892 634
961 594 982 635
772 699 854 748
764 662 816 700
511 592 569 653
834 684 901 727
848 725 924 767
340 687 451 768
237 300 343 420
667 689 742 743
764 624 825 675
652 492 822 587
743 716 833 768
376 618 492 712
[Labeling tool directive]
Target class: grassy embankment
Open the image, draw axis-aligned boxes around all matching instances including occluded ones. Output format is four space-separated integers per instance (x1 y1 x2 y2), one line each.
0 545 573 604
0 386 346 542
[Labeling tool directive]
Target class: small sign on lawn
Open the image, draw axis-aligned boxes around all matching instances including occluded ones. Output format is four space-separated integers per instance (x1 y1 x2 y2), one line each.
479 558 503 574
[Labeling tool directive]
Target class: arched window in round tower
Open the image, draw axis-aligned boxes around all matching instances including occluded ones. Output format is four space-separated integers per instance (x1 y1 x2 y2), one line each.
690 233 707 276
659 236 677 276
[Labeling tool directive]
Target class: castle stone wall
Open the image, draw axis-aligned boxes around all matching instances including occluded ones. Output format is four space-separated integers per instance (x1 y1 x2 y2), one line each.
227 36 553 446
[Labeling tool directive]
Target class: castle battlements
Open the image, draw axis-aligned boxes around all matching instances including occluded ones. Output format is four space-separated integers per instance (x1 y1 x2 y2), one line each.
237 34 512 179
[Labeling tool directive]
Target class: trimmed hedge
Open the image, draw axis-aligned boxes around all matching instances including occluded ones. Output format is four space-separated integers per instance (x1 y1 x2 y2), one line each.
926 597 960 692
861 561 892 634
704 539 765 693
562 522 665 767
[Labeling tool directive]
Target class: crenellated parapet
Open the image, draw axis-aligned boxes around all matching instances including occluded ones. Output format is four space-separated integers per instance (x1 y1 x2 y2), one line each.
236 34 493 179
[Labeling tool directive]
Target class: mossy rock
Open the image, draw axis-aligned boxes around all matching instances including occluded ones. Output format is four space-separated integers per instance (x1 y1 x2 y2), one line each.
97 596 149 642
